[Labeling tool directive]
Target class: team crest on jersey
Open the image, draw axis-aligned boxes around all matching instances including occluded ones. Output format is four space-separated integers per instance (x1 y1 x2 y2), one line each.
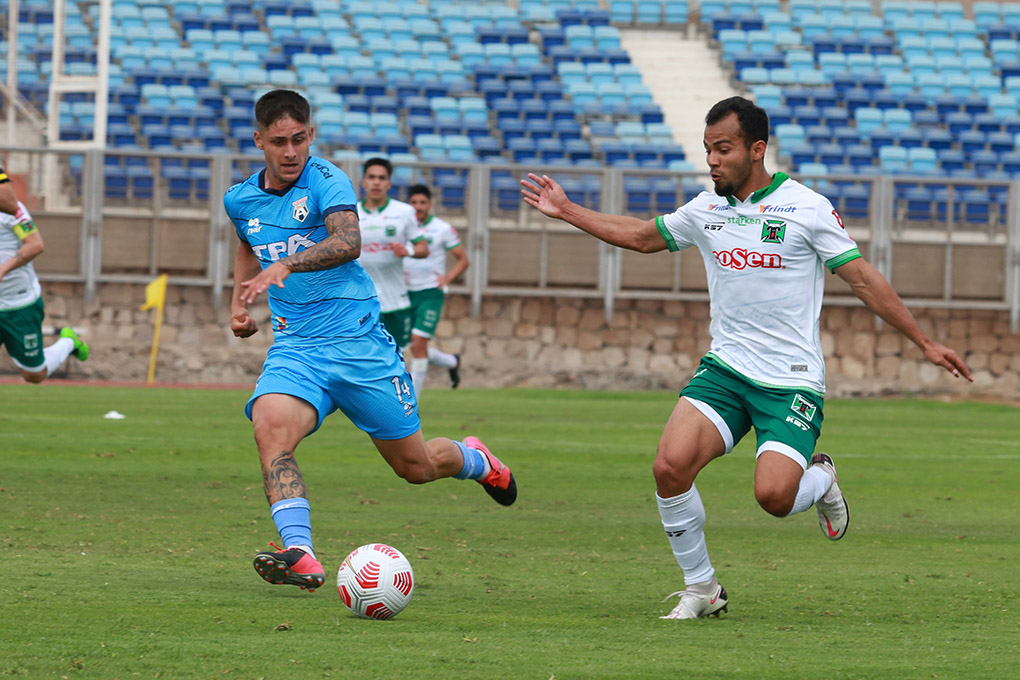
291 196 309 222
385 225 397 236
790 394 817 422
761 219 786 244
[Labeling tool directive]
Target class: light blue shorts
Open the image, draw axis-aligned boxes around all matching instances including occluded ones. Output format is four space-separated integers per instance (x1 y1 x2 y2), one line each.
245 322 420 440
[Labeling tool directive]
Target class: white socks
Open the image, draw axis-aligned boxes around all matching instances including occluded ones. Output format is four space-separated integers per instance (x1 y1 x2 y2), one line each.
657 485 714 586
427 346 458 368
410 357 429 399
787 465 833 516
43 337 75 376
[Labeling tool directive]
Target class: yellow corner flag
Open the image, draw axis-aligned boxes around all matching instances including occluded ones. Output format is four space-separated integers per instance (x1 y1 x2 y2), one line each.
139 274 168 385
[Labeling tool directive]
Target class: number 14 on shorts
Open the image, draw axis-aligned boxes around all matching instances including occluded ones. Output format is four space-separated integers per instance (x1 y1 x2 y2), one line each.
391 376 416 416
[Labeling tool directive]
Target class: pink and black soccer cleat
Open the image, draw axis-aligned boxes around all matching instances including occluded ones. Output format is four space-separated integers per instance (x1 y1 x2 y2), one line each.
464 436 517 506
253 543 325 592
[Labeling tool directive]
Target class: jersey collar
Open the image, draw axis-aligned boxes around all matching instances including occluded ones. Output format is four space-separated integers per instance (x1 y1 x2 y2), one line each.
361 197 390 213
420 214 433 226
258 160 309 196
725 172 789 206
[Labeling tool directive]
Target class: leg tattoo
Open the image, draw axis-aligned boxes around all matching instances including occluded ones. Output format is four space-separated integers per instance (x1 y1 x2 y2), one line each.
262 451 307 504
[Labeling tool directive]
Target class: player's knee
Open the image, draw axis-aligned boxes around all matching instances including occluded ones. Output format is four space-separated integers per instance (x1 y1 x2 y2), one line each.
21 369 46 384
392 460 436 485
755 485 795 517
652 452 697 489
252 416 298 453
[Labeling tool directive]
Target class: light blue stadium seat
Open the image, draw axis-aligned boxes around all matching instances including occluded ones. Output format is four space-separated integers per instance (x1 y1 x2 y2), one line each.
847 53 876 75
624 83 654 105
647 123 674 141
740 66 770 84
818 52 847 76
974 74 1004 98
565 24 595 48
884 71 916 95
989 93 1018 118
916 72 946 97
785 51 814 70
752 84 783 109
878 146 909 172
884 108 912 133
945 73 974 97
775 122 806 146
854 107 884 134
594 25 621 49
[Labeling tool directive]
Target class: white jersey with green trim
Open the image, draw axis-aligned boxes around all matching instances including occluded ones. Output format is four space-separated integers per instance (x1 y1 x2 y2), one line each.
405 214 461 292
656 172 860 395
0 202 41 311
357 198 422 312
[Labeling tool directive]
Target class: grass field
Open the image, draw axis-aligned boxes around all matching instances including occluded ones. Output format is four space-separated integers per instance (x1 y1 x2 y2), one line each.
1 384 1017 679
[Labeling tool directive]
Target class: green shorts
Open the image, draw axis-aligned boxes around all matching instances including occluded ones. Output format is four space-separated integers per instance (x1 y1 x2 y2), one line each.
408 288 446 339
380 307 413 347
0 297 45 370
679 355 824 468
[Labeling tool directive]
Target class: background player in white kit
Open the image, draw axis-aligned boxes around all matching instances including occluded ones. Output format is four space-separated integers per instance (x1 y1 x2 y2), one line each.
405 184 469 397
0 200 88 382
521 96 972 620
357 158 426 348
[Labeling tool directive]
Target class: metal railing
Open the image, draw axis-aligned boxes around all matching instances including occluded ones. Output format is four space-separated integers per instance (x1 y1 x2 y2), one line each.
2 145 1017 332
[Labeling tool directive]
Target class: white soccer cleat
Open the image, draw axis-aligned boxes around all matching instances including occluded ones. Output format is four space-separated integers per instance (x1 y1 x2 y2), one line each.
810 452 849 540
659 583 728 620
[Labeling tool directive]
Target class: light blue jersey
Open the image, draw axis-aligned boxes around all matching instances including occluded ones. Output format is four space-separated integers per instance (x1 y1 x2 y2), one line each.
224 156 379 344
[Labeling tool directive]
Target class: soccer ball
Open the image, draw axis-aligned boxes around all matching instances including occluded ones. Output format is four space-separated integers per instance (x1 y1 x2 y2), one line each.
336 543 414 620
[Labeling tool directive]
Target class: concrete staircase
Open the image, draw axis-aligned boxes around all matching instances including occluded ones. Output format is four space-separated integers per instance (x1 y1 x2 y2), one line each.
619 26 784 178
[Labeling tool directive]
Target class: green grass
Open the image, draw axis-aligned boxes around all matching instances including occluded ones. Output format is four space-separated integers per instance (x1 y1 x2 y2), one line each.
0 385 1017 680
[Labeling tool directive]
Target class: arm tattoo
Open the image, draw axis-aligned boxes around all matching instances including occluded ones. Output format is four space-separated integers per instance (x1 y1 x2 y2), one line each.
282 209 361 273
262 451 308 504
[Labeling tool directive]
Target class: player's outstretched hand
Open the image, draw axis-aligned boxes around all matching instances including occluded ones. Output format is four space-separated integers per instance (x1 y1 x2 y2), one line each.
521 173 570 219
231 309 258 338
240 261 290 304
924 341 973 381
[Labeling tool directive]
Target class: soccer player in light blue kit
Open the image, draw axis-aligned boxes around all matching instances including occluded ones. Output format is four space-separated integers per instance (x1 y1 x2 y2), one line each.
225 90 517 593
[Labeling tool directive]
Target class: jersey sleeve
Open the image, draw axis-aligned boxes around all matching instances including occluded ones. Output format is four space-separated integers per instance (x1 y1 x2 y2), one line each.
810 196 861 272
405 209 424 243
444 224 461 249
654 197 700 252
307 159 358 218
223 184 247 242
7 203 35 240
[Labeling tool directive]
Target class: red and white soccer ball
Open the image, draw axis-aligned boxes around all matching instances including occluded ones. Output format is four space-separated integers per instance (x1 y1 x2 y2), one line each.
336 543 414 620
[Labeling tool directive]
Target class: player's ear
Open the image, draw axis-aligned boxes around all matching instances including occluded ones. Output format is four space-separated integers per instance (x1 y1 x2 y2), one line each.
751 139 766 162
253 130 263 151
306 125 315 145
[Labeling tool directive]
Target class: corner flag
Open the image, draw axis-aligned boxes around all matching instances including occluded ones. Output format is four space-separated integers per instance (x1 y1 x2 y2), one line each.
140 274 167 312
139 274 168 385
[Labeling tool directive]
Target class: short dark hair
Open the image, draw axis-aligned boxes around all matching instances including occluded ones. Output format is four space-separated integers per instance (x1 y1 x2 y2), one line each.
407 184 431 200
363 157 392 177
705 96 769 146
255 89 310 129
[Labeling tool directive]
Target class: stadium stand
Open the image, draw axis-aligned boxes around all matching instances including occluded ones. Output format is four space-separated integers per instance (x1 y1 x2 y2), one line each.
4 0 1020 221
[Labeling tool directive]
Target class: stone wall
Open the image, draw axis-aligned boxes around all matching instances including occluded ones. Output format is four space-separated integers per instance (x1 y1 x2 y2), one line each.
6 282 1018 400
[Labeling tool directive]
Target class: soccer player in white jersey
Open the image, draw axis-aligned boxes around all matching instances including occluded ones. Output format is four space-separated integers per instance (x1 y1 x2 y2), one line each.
0 198 88 381
405 184 470 397
521 96 972 620
357 158 426 348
